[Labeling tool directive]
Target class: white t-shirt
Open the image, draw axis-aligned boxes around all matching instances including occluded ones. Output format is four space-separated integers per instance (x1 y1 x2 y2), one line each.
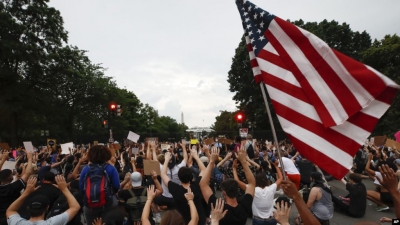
374 171 383 186
160 161 186 198
252 183 277 218
278 157 300 175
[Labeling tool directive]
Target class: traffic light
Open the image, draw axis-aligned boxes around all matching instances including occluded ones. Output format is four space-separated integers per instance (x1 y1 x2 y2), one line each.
236 112 244 127
102 119 108 128
117 105 122 116
109 102 117 117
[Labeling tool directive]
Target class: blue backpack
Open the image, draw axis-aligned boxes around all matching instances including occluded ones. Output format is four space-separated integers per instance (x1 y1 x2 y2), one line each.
83 163 113 208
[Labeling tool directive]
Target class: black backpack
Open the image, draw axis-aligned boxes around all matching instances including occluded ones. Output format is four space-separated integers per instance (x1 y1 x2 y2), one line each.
360 150 369 164
125 188 147 222
246 143 255 159
46 190 83 225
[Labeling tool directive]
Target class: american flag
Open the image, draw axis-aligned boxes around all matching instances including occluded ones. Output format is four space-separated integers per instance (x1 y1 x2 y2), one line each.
236 0 399 179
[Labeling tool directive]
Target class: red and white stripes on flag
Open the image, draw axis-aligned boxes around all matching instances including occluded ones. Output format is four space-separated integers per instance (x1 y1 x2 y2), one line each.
238 1 399 179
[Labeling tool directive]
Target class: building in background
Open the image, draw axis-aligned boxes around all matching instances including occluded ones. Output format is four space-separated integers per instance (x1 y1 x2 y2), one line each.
186 127 214 140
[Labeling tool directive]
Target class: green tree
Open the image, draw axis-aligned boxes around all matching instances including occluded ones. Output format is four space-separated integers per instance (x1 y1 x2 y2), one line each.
211 110 237 133
361 34 400 137
0 0 68 146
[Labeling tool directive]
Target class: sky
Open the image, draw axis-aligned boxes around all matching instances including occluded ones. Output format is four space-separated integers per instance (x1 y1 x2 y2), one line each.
48 0 400 128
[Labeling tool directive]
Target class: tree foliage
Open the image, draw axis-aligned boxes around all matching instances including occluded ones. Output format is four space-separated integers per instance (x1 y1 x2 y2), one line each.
361 35 400 137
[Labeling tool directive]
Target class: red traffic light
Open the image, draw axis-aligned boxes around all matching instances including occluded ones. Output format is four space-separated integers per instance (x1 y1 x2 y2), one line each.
103 120 107 125
237 114 243 120
110 104 116 110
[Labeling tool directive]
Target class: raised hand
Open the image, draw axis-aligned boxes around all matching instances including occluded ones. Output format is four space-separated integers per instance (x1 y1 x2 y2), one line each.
211 198 228 222
184 187 194 201
147 185 156 201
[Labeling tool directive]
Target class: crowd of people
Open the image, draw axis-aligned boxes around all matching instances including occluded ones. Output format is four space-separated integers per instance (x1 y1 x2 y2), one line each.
0 134 400 225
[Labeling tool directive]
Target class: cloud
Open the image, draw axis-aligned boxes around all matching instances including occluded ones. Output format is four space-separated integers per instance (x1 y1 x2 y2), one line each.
197 80 204 88
111 60 236 127
48 0 400 128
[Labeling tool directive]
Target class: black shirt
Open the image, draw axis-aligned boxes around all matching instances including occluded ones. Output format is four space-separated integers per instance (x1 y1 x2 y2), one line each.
347 182 367 217
0 179 25 224
208 193 253 225
168 180 206 225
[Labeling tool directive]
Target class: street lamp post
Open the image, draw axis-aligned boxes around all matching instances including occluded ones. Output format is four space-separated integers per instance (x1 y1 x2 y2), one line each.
248 122 256 135
148 118 154 136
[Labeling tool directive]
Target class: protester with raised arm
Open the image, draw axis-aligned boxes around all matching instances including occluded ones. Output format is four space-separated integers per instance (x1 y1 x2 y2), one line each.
200 146 255 225
0 151 33 224
6 176 80 224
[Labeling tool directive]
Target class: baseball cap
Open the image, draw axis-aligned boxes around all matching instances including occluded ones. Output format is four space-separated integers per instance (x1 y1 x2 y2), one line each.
130 172 142 187
311 172 325 183
43 171 55 182
28 195 49 210
200 156 209 163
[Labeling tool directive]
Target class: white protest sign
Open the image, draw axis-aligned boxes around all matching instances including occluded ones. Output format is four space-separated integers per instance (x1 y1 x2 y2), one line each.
2 161 16 170
239 128 248 138
60 142 74 154
23 142 34 153
127 131 140 143
161 144 170 150
132 148 139 154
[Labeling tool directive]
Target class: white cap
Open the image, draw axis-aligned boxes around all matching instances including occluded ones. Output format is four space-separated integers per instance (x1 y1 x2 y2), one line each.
130 172 142 187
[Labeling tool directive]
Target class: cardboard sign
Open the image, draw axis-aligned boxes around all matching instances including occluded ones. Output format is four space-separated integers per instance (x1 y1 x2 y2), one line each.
132 148 139 154
60 142 74 154
204 138 214 145
0 143 11 150
111 143 121 150
220 138 233 145
23 142 34 153
385 139 400 150
144 160 161 175
190 139 198 145
127 131 140 143
161 144 170 151
145 137 158 143
374 136 387 146
2 161 16 170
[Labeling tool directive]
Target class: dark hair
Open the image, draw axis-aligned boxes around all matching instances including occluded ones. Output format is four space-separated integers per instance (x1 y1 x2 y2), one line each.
260 161 271 172
136 156 144 169
235 136 241 143
123 156 130 164
74 153 81 159
370 149 377 155
0 169 13 183
87 145 112 164
349 173 362 183
220 178 238 198
103 209 125 225
168 156 176 170
66 155 74 163
160 210 185 225
255 172 270 188
178 167 193 183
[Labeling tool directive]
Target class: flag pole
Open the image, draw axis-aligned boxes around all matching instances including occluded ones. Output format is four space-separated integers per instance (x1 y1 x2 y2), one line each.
259 83 287 180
